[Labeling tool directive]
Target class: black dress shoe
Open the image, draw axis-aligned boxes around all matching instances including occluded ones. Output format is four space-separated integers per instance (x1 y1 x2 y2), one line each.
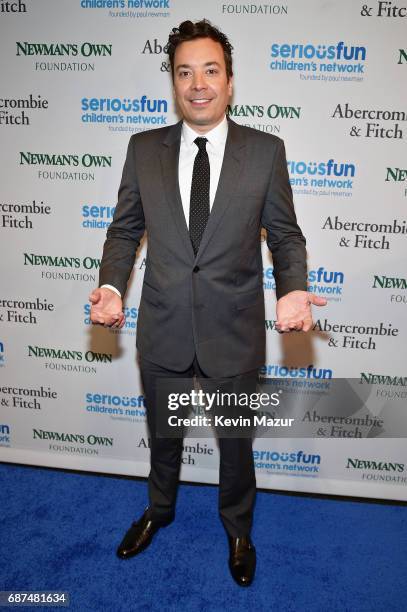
117 508 173 559
228 535 256 586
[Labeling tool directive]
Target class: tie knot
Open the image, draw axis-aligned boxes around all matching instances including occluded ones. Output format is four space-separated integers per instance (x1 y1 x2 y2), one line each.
194 137 208 152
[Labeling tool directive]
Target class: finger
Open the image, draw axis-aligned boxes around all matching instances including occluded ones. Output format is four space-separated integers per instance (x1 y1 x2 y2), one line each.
91 316 104 325
107 316 119 328
103 316 116 328
278 318 307 332
284 321 303 332
308 295 328 306
111 311 126 327
89 288 101 303
301 316 314 332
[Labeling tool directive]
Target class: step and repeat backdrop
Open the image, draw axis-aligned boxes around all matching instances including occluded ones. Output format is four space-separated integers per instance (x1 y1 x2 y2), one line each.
1 0 406 500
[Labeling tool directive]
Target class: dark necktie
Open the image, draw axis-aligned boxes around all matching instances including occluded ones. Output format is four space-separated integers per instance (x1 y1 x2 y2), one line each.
189 137 210 255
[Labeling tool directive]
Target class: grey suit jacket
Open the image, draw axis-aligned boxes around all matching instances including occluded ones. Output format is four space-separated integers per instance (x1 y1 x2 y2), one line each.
99 118 307 376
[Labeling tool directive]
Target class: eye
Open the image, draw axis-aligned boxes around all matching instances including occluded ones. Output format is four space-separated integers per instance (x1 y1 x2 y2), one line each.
207 68 218 75
178 70 191 78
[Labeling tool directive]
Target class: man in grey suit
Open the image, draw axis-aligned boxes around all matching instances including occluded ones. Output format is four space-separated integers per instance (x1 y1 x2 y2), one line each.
90 19 326 586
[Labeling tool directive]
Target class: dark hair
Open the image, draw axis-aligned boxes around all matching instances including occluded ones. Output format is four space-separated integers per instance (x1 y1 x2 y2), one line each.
165 19 233 81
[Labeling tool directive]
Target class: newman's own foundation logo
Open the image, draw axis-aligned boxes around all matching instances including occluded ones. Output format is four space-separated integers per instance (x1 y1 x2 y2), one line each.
28 345 112 363
19 152 112 182
28 345 113 375
33 428 113 446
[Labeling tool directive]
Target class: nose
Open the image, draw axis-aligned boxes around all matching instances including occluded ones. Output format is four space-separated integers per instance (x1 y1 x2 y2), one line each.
191 71 207 90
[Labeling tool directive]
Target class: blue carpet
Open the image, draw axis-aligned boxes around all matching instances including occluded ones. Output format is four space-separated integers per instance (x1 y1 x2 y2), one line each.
0 462 406 612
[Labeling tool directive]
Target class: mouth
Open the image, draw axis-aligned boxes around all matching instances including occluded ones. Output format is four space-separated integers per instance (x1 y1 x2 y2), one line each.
189 98 212 108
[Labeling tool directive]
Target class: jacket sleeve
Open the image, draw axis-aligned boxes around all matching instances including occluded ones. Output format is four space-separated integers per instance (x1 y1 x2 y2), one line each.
260 138 308 300
98 135 146 298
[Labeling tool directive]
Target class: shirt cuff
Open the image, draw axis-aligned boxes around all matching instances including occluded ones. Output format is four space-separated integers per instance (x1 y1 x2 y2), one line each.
100 284 121 298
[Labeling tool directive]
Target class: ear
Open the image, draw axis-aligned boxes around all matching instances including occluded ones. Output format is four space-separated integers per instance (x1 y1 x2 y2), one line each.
227 75 233 97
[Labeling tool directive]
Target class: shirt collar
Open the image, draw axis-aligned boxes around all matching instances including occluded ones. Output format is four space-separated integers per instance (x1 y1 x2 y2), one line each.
181 115 228 150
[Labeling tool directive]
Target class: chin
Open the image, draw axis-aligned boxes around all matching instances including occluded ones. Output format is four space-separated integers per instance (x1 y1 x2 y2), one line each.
191 117 212 125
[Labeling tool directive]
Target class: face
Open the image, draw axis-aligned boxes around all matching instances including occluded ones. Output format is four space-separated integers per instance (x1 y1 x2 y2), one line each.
173 37 233 134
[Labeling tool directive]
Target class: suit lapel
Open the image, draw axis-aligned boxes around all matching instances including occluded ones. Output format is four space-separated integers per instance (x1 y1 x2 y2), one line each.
195 119 246 262
160 121 195 260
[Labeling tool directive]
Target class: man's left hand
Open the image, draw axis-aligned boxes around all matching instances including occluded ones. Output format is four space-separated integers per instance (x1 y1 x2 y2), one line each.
276 290 327 333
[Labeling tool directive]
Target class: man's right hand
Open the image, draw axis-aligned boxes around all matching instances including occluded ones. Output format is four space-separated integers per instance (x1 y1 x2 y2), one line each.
89 287 125 328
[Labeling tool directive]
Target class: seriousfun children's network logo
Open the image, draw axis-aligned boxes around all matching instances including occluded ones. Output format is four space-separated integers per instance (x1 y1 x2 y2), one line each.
253 448 322 476
83 303 138 334
80 0 170 19
0 341 4 367
81 203 115 229
81 96 168 133
259 364 333 392
263 265 345 301
270 41 367 82
85 392 146 422
288 158 356 198
308 267 344 301
0 424 11 447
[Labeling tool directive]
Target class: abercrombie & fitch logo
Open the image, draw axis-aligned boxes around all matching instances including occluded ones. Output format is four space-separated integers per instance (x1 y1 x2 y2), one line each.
0 1 26 12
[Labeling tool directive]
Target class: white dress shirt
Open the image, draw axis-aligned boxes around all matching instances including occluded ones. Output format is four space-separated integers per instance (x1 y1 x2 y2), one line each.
102 115 228 297
178 115 228 228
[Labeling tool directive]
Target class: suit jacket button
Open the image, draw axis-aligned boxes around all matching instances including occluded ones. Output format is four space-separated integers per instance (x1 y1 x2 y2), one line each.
193 266 200 273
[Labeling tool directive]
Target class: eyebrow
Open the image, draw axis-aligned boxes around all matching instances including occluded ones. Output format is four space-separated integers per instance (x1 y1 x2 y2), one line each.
176 61 222 70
